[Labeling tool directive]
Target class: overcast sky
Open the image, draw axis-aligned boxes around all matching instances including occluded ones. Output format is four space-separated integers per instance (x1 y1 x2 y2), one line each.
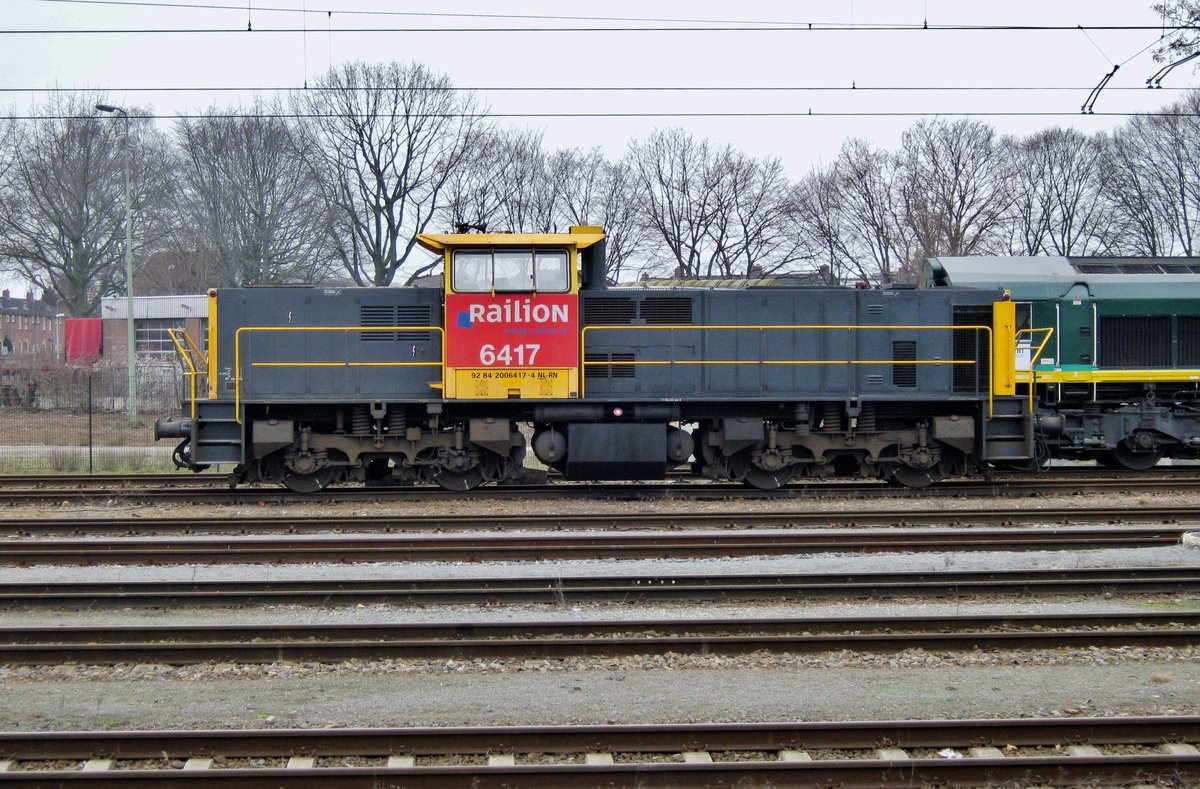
2 0 1196 293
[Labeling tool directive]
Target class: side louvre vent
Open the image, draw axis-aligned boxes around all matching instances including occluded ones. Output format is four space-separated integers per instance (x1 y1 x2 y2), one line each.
583 297 637 325
360 305 434 342
584 352 609 380
640 297 693 325
584 352 636 380
891 341 917 387
1099 316 1171 368
1181 316 1200 366
952 306 991 393
865 304 884 316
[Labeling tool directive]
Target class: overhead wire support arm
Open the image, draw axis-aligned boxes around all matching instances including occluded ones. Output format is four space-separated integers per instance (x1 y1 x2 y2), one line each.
1146 50 1200 87
1081 64 1118 114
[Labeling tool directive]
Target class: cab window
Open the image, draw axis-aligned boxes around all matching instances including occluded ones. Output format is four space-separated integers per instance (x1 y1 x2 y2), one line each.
452 251 491 293
451 249 570 293
534 251 569 291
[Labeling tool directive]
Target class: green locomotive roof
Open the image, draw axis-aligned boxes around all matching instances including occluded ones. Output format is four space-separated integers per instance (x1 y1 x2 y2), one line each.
924 256 1200 300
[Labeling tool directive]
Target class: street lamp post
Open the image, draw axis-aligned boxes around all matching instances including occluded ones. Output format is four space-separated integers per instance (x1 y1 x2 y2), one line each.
96 103 137 424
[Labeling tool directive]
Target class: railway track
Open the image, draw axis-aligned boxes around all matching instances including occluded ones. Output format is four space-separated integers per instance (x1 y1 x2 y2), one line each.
0 524 1193 565
1 566 1196 608
0 717 1195 786
0 469 1198 504
0 503 1195 538
3 611 1199 665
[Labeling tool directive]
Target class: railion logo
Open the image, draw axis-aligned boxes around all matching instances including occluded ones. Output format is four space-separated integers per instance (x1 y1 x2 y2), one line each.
456 300 571 328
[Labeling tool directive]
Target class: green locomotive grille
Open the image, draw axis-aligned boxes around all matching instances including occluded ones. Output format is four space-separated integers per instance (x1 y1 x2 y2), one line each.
952 306 991 394
891 341 917 387
583 297 637 325
1180 316 1200 366
1098 316 1170 367
640 297 693 325
360 305 433 342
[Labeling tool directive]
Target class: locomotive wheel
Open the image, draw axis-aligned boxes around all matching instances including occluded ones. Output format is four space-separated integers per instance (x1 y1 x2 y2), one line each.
282 468 336 493
881 462 943 489
742 466 793 490
433 467 485 491
1108 442 1163 471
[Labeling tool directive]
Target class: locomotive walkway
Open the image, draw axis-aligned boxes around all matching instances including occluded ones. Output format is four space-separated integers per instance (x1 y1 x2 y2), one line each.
0 717 1195 786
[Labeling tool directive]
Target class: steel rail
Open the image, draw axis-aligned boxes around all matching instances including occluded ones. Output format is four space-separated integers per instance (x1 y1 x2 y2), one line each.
0 566 1196 608
0 718 1196 787
0 474 1199 504
0 505 1194 537
0 466 1194 488
0 525 1191 565
1 611 1199 664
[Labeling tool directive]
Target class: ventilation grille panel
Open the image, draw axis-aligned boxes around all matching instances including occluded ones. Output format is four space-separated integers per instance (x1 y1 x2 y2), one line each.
1181 316 1200 367
360 305 434 342
640 297 693 325
952 306 991 393
584 352 636 380
891 341 917 388
584 297 637 325
1099 316 1171 368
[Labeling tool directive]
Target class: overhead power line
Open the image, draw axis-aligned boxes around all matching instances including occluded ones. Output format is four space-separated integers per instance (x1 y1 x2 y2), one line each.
8 110 1200 121
0 85 1180 94
1 24 1192 34
28 0 1195 31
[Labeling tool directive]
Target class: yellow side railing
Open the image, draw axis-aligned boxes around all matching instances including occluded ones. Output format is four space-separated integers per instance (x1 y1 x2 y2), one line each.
580 323 995 416
167 328 208 420
234 325 445 423
1013 327 1055 412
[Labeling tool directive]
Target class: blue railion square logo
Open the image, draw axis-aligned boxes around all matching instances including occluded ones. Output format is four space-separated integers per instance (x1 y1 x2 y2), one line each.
456 311 472 328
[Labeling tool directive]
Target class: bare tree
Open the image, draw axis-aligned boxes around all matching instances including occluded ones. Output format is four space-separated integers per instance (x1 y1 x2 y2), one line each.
169 99 331 288
441 127 544 234
898 119 1013 261
553 150 650 284
0 93 171 317
706 150 810 277
1152 1 1200 62
628 129 724 278
830 139 915 283
293 61 481 286
1100 91 1200 255
1006 127 1109 256
790 166 874 285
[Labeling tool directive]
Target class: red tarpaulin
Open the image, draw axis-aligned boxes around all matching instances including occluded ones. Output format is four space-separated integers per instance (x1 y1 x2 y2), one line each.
64 318 102 363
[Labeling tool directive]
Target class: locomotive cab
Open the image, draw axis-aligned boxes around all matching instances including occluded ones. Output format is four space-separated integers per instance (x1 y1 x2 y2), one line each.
416 226 605 401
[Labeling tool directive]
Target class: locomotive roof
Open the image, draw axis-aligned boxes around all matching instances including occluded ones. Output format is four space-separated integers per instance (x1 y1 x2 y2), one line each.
416 228 605 252
924 255 1200 300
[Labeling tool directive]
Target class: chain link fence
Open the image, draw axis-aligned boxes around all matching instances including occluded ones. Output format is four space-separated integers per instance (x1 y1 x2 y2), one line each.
0 356 187 473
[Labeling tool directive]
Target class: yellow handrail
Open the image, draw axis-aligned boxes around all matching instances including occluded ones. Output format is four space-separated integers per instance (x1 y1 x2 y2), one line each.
1013 327 1054 413
580 323 995 416
166 328 206 420
234 325 445 423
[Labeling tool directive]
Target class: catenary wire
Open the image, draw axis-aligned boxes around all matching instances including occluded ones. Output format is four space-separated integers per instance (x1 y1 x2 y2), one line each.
26 0 1195 30
0 24 1193 34
9 110 1200 120
0 85 1180 93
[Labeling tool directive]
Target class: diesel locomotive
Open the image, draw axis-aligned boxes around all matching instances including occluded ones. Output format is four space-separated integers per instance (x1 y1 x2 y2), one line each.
926 255 1200 469
156 225 1086 491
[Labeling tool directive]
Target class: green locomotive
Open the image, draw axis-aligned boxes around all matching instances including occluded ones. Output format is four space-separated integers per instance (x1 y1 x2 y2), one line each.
925 256 1200 469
